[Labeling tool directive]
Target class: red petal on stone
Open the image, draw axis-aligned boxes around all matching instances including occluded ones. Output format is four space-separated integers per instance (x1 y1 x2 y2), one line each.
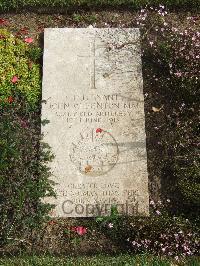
96 128 103 133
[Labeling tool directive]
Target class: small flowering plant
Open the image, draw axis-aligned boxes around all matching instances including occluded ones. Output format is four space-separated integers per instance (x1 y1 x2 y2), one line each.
0 29 41 110
136 5 199 217
0 29 55 246
126 215 200 259
126 200 199 258
0 96 14 105
24 37 34 43
97 199 200 259
149 198 171 217
137 5 199 98
70 226 87 236
11 76 19 84
63 225 87 246
96 205 121 226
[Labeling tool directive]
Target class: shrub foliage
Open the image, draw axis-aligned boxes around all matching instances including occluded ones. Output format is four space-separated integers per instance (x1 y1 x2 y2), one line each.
0 30 55 246
97 205 200 258
138 6 200 217
0 29 41 109
0 0 199 12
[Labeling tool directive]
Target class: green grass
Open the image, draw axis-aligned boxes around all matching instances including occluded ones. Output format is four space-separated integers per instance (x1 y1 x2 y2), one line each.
0 254 200 266
0 0 199 12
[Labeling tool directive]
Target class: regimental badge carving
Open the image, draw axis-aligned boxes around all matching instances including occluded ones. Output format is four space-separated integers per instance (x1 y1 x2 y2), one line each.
69 128 119 176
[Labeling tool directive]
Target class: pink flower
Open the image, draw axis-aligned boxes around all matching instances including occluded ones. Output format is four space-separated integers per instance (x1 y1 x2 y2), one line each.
20 119 28 128
0 18 8 25
155 210 161 215
175 72 182 77
11 76 19 83
24 37 33 43
172 27 178 32
174 233 179 238
7 96 14 103
71 226 87 236
76 226 87 235
48 220 57 225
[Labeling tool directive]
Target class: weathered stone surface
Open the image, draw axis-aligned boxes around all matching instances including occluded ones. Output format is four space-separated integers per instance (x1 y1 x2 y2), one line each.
42 28 149 217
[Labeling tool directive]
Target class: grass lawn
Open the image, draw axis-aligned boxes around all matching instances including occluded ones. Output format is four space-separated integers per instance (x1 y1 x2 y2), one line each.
0 254 200 266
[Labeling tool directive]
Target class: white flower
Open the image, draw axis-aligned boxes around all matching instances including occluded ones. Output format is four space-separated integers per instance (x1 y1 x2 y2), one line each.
155 210 161 215
108 223 113 228
150 200 155 205
149 41 153 47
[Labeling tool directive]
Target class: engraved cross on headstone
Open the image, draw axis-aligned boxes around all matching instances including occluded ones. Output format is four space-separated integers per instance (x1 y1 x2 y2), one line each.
77 37 98 90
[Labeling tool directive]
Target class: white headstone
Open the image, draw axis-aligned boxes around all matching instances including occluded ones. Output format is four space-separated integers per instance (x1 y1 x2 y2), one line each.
42 28 149 217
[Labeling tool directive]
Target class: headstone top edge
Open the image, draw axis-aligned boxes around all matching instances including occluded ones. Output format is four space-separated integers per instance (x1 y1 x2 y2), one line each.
44 27 140 32
44 27 141 41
